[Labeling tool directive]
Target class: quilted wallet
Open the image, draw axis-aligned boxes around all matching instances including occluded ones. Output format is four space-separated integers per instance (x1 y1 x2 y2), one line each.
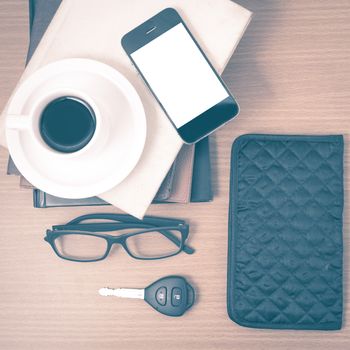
227 134 344 330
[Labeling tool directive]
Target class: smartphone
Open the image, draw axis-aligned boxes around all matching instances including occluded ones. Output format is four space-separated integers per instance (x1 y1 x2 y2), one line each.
121 8 239 144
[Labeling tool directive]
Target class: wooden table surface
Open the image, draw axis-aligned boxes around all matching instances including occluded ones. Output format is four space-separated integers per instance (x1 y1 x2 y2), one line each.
0 1 349 349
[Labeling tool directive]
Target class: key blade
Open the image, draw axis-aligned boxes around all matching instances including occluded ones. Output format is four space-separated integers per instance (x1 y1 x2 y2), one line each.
98 287 145 299
99 288 115 297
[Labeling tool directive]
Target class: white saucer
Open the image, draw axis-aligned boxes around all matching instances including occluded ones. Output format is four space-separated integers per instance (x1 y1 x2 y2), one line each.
6 59 146 199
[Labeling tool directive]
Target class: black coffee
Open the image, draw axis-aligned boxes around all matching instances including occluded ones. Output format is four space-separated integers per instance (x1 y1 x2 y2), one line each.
40 97 96 153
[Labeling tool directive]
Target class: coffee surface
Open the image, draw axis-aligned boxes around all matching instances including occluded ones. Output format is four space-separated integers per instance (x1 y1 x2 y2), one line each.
40 97 96 153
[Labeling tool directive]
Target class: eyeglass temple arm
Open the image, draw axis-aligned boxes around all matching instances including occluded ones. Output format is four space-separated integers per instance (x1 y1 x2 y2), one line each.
157 226 195 255
52 223 152 231
66 213 186 227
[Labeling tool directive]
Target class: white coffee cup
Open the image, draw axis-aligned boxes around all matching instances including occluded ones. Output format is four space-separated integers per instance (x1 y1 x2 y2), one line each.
5 58 147 199
6 88 109 158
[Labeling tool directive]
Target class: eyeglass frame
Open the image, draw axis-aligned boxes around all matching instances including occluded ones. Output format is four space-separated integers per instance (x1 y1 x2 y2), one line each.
44 213 194 262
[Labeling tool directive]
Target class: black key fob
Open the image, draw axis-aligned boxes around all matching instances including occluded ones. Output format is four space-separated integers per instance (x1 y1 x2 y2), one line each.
144 276 195 317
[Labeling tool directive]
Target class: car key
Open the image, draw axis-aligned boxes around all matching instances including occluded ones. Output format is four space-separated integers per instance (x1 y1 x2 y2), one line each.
99 275 195 317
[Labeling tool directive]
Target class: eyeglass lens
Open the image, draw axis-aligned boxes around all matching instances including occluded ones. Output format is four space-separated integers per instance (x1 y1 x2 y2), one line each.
55 234 108 261
125 229 182 258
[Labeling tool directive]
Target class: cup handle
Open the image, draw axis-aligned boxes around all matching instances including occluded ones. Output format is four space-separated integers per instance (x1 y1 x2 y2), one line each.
6 115 31 130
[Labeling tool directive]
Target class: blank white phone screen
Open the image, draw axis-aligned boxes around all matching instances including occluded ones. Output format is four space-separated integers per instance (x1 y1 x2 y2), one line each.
131 23 229 128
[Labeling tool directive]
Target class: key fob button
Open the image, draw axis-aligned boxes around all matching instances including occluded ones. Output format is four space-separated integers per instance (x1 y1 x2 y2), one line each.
171 287 182 307
156 287 167 306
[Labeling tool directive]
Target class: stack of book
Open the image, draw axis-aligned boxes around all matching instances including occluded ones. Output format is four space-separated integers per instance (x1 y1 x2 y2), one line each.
4 0 252 213
10 142 212 207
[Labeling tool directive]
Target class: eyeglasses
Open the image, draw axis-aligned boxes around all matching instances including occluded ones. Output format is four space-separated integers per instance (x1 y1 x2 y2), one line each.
44 213 194 262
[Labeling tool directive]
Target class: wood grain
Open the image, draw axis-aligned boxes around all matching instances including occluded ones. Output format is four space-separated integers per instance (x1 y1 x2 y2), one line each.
0 1 349 349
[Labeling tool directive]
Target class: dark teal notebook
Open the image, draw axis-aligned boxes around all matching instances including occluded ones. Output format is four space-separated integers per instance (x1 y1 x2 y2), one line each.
228 134 344 330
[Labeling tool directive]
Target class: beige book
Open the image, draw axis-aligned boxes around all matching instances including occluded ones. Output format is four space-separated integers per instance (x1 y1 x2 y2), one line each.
0 0 252 218
20 176 35 189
